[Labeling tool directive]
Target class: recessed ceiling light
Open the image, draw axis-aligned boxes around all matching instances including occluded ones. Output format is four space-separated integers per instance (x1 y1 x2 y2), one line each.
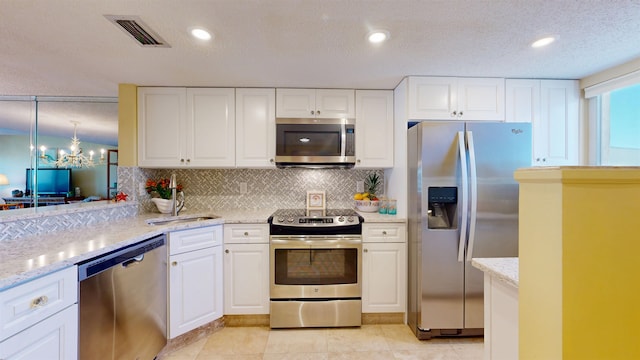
531 36 555 48
367 30 390 44
190 27 212 41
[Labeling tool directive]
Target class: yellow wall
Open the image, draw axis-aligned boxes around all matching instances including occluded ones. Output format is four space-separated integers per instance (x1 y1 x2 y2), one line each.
516 167 640 360
517 170 564 359
118 84 137 166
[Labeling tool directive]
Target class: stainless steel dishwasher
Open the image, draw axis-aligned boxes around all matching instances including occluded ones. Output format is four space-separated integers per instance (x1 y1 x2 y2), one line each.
78 234 167 360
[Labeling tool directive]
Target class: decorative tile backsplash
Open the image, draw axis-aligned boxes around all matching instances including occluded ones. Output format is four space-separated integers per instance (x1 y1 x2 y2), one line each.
0 203 137 242
121 167 385 213
1 167 383 242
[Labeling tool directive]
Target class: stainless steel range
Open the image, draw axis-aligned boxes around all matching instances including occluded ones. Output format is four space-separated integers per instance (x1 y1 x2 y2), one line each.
269 209 363 328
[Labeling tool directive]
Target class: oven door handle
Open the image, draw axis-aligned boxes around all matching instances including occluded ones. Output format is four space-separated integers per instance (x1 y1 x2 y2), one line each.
270 238 362 248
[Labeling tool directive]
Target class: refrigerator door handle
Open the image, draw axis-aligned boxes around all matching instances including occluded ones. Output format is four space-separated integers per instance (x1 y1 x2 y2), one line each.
466 131 478 262
457 131 469 262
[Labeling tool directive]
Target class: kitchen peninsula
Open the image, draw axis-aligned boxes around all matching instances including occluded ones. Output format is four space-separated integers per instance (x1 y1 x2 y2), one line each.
472 257 518 360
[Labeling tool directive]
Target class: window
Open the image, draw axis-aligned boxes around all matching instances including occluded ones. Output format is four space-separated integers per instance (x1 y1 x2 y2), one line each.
599 83 640 165
586 70 640 166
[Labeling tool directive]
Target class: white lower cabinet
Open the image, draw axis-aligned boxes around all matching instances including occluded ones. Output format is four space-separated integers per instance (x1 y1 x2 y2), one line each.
168 225 223 338
0 305 78 360
483 273 519 360
0 266 78 360
362 223 407 313
223 224 270 315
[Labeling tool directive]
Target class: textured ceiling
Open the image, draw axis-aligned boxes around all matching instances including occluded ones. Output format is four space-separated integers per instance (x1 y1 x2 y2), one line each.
1 0 640 145
1 0 640 97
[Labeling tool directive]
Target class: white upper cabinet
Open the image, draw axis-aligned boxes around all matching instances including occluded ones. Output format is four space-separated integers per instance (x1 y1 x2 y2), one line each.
138 87 186 167
506 79 579 166
505 79 540 123
235 88 276 168
536 80 579 166
408 76 505 121
355 90 394 168
187 88 236 167
276 88 355 118
138 87 235 168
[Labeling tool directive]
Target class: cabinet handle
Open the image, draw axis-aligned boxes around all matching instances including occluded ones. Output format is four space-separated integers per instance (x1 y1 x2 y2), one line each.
458 111 463 117
536 158 540 162
357 159 361 164
382 230 387 235
311 110 315 115
244 231 249 236
451 111 457 117
171 261 178 266
542 158 546 162
30 295 49 308
270 158 274 163
317 110 321 115
363 248 368 253
180 159 185 163
186 159 191 163
225 249 230 254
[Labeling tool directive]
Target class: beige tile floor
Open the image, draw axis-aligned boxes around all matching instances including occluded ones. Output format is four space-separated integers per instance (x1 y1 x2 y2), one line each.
160 324 484 360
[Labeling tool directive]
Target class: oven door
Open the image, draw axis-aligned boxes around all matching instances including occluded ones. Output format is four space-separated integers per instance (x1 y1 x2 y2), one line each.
275 119 355 166
270 235 362 299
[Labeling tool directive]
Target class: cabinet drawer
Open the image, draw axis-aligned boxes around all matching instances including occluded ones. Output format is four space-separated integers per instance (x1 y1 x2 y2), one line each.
363 223 407 243
0 266 77 341
224 224 269 244
169 225 223 255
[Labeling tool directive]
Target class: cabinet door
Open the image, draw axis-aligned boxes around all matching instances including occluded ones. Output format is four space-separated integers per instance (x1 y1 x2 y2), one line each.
408 77 457 120
535 80 579 166
186 88 236 167
316 89 355 118
355 90 394 168
169 246 223 338
0 304 78 360
362 242 407 313
138 87 186 167
458 77 505 121
223 244 270 315
236 88 276 168
276 88 316 118
505 79 539 123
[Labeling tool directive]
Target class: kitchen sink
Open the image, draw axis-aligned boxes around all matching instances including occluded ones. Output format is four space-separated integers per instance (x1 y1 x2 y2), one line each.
146 215 219 226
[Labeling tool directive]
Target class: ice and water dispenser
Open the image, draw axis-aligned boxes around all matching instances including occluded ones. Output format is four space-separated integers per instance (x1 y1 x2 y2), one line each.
427 187 457 229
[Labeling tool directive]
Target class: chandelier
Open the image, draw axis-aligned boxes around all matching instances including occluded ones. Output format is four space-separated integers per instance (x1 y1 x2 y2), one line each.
53 121 105 168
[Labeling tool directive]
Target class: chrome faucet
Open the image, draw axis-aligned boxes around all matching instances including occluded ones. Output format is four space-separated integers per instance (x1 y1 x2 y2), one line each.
169 173 180 216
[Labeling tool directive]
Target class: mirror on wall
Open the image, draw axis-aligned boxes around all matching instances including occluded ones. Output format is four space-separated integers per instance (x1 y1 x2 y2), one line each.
0 96 118 210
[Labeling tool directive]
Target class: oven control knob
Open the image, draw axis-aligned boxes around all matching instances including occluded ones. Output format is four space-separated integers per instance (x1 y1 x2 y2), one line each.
347 216 354 222
338 216 345 222
287 217 294 223
278 217 285 223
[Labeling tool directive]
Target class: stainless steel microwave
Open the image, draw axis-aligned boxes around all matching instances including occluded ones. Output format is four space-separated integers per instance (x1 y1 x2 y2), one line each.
275 118 356 168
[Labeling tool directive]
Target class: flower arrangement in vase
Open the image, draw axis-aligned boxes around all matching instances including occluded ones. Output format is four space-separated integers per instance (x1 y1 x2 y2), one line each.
146 178 184 214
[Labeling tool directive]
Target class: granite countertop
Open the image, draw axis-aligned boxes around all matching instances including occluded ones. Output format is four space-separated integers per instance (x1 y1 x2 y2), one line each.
0 208 275 291
356 211 407 223
471 257 519 289
0 206 405 291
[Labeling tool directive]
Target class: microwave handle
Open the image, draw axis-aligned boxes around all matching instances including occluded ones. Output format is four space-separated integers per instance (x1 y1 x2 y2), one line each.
340 123 346 157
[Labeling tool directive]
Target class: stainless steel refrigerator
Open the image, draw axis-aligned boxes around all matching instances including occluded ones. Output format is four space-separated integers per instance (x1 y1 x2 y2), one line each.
407 121 531 339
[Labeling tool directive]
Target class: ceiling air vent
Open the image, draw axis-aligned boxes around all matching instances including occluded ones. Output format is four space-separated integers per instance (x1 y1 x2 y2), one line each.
104 15 170 48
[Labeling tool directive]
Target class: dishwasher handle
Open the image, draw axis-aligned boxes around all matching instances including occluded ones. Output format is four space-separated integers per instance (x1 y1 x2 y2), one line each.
122 254 145 268
78 234 165 281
